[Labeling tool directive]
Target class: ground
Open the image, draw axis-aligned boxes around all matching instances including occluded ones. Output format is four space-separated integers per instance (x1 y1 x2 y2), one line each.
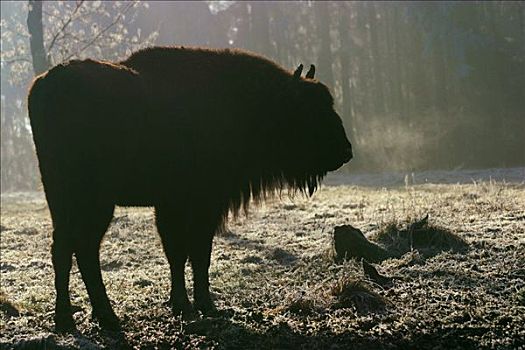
1 171 524 349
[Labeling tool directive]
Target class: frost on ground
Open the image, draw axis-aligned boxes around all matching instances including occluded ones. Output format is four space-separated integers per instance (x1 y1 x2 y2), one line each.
326 166 525 187
1 171 524 349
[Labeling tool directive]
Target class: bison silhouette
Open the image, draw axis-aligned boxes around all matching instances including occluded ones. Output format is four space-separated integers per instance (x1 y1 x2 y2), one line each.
28 46 352 332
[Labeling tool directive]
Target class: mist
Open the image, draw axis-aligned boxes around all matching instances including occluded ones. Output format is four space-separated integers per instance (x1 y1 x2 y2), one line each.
1 1 524 191
2 2 525 347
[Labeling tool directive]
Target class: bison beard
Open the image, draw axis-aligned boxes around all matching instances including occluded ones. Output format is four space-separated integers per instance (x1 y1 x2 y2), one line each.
27 46 352 332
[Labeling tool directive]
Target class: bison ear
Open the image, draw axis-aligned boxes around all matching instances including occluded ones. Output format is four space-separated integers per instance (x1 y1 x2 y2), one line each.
293 64 304 79
306 64 316 79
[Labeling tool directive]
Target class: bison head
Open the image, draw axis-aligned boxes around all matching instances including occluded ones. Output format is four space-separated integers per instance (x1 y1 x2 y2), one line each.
277 64 352 195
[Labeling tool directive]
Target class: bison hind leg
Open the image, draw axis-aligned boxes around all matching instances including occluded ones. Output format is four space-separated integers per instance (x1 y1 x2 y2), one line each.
188 208 225 316
155 205 194 318
73 202 120 331
51 226 76 333
48 195 117 332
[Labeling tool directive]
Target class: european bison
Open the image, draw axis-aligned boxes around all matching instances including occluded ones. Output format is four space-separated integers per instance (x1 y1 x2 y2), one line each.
28 46 352 332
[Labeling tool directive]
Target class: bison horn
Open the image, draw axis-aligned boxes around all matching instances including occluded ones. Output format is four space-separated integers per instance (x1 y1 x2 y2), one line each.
293 64 304 79
306 64 316 79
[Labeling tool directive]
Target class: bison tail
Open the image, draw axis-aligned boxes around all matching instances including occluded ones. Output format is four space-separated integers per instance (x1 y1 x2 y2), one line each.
27 79 46 163
27 65 72 171
27 65 71 149
28 71 52 137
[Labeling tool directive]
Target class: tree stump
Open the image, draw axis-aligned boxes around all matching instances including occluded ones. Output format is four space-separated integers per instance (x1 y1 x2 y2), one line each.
333 225 390 263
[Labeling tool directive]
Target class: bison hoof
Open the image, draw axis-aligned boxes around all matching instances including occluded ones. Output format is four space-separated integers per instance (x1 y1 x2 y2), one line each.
93 311 121 331
171 303 196 320
194 300 218 316
55 313 77 333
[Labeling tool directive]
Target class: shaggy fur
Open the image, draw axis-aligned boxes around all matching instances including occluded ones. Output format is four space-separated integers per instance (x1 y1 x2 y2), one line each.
28 46 352 332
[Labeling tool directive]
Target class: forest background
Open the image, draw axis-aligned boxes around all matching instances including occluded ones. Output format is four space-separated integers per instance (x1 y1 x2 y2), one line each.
1 1 524 192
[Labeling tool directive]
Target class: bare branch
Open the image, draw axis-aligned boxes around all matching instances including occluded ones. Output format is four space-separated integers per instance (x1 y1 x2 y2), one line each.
63 1 136 62
42 9 62 21
46 0 85 53
58 31 92 45
1 57 32 65
1 20 30 39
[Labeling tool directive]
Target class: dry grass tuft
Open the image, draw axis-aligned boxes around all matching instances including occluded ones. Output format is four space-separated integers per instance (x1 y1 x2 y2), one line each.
277 292 321 316
328 276 388 313
517 287 525 307
0 291 20 317
391 249 425 268
266 247 297 264
375 220 468 257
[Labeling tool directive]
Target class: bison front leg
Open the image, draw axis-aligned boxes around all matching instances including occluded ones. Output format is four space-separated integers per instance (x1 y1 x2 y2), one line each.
189 231 216 315
155 206 193 317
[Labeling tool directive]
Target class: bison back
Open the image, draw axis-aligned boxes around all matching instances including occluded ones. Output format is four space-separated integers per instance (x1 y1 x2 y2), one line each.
28 59 185 205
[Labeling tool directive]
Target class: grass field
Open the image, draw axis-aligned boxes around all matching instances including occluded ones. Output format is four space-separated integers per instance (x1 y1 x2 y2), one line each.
1 180 524 349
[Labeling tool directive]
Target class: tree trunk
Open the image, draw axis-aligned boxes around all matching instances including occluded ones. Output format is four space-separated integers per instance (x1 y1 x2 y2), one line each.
272 4 290 66
27 0 50 75
338 4 356 145
315 1 334 89
251 1 271 56
390 4 406 119
366 2 385 115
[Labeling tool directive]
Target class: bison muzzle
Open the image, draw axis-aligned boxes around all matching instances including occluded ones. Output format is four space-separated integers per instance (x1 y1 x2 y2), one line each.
27 46 352 332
